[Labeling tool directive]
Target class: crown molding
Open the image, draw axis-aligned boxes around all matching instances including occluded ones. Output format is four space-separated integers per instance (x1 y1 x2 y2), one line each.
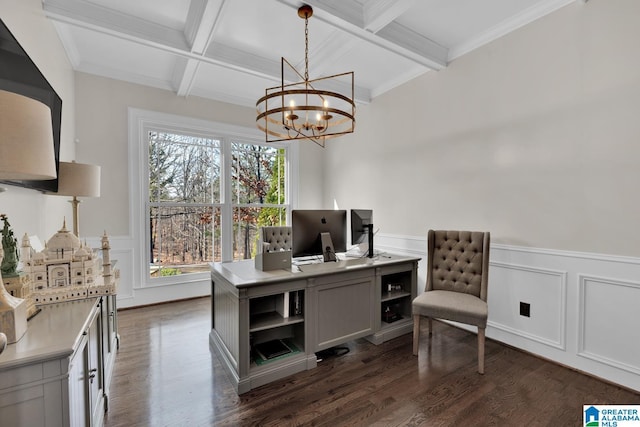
448 0 576 61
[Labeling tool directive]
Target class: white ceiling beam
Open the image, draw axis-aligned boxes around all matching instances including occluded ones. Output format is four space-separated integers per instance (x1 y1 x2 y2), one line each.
176 0 227 97
206 41 371 104
174 58 199 96
42 0 372 103
275 0 447 70
184 0 226 55
363 0 417 33
173 57 200 97
43 0 189 51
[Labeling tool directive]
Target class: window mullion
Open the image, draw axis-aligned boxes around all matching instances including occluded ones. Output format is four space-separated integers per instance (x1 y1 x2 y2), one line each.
220 137 234 262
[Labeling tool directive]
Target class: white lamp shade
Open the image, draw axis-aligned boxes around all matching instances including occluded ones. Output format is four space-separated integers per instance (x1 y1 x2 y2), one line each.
0 90 56 180
55 161 101 197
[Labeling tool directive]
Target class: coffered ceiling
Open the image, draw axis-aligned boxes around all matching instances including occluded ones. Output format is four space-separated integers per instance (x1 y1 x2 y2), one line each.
42 0 581 107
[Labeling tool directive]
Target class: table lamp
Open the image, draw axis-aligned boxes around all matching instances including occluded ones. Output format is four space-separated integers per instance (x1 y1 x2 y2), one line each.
53 161 101 237
0 89 57 346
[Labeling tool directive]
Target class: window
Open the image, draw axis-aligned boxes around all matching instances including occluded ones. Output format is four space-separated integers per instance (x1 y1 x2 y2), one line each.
148 131 222 278
231 142 288 260
129 109 297 286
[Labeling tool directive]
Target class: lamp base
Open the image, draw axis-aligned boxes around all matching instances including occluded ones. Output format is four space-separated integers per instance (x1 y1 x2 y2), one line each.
0 284 28 344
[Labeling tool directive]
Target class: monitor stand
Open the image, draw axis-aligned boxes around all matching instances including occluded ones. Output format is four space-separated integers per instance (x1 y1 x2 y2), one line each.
365 224 374 258
320 232 337 262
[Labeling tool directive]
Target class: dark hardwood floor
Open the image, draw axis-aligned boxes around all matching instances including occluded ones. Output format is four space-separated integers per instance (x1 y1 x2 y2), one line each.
103 296 639 426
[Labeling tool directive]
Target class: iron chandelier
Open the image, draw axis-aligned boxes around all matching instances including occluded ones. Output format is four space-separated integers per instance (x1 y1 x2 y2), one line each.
256 4 355 147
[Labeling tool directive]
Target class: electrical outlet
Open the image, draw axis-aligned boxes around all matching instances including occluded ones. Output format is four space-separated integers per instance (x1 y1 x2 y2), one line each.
520 302 531 317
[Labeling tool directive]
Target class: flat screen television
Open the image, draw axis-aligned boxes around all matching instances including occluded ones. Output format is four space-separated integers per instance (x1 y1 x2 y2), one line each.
291 210 347 259
0 18 61 192
351 209 374 258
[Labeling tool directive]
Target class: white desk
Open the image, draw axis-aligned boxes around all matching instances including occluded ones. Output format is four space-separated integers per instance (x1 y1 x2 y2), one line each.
209 254 419 394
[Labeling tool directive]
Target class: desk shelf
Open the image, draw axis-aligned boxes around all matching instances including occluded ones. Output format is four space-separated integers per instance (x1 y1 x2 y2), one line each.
381 290 412 303
250 337 304 368
249 313 304 333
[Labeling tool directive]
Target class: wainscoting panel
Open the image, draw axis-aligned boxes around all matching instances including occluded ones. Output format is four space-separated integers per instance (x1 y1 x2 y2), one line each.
84 234 212 308
109 248 135 300
489 262 566 350
85 235 136 300
377 233 640 392
578 275 640 375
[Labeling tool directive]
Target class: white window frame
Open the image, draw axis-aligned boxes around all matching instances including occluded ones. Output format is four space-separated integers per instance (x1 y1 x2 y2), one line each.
128 108 299 288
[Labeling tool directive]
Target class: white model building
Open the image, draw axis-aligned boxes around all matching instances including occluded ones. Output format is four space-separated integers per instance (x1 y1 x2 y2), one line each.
21 220 118 305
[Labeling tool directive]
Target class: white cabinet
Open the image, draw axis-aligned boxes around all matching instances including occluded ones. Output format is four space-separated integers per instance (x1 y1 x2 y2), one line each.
0 296 118 427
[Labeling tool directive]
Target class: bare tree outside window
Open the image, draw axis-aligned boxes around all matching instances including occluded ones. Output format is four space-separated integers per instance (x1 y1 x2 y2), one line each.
231 142 286 260
148 131 221 277
147 132 288 277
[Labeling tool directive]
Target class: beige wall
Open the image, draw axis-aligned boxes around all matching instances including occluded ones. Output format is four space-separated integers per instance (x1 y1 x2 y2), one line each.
74 72 325 236
325 0 640 257
6 0 636 259
0 0 75 239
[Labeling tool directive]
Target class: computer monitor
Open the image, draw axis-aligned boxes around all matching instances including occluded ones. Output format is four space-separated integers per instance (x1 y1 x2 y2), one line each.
291 210 347 260
350 209 374 258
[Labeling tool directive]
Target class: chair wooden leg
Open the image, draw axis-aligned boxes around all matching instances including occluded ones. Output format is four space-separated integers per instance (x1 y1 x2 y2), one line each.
428 318 432 336
413 315 420 356
478 327 485 374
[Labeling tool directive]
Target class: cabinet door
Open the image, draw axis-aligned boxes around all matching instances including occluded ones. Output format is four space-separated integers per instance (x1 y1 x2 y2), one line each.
314 276 375 351
88 304 104 426
100 294 118 408
69 303 103 427
106 295 118 352
69 335 89 427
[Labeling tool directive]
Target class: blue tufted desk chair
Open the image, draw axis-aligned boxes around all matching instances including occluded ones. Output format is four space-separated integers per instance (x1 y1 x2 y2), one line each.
412 230 490 374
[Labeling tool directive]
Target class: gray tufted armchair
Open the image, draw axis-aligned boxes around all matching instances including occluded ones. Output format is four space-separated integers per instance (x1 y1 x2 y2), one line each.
412 230 490 374
259 226 293 252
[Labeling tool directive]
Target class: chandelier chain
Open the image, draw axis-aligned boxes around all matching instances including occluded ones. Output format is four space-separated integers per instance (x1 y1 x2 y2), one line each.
304 14 309 82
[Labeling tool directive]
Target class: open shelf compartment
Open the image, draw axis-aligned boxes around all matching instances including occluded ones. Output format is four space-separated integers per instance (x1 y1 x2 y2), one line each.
380 270 414 325
249 290 305 369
